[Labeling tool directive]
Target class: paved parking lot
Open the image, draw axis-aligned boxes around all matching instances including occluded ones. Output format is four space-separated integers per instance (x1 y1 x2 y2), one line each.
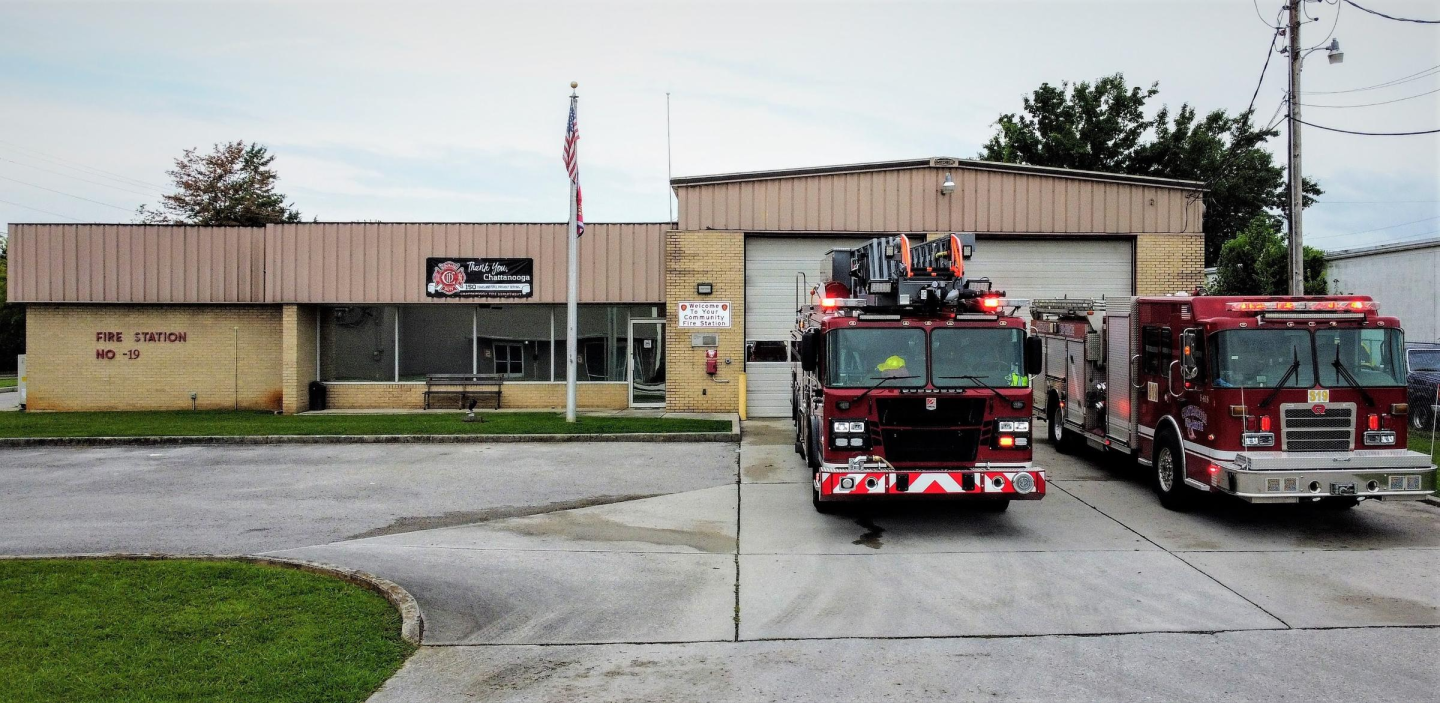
3 424 1437 701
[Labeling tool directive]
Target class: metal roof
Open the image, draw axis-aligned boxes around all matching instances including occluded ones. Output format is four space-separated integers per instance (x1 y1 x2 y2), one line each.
1324 236 1440 261
670 157 1207 191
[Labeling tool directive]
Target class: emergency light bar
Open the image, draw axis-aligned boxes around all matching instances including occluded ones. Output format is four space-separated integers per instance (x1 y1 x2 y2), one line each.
1226 300 1376 313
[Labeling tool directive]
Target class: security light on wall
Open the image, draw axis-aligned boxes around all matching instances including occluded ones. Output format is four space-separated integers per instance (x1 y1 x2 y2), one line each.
696 282 714 295
940 172 955 196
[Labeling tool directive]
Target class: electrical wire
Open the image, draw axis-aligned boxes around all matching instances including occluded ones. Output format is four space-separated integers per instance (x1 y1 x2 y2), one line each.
0 141 167 190
0 197 85 222
1305 65 1440 94
1254 0 1281 28
0 175 135 211
1306 0 1342 50
1309 214 1440 239
1298 86 1440 108
1312 199 1440 204
0 157 162 198
1341 0 1440 24
1295 118 1440 135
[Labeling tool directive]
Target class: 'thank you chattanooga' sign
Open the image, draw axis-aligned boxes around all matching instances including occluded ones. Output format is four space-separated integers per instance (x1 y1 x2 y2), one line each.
677 301 731 328
426 258 534 298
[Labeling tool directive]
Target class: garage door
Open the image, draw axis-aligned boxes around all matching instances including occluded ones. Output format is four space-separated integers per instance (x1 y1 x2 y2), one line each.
745 236 870 417
743 235 1134 417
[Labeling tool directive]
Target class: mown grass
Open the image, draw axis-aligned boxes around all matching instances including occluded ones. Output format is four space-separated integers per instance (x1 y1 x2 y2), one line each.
0 559 412 703
0 410 731 438
0 377 15 389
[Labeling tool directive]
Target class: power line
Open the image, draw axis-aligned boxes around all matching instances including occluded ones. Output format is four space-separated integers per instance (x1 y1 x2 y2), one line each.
0 197 85 222
0 140 167 190
0 157 162 198
1341 0 1440 24
1312 199 1440 204
1253 0 1280 28
1309 214 1440 239
0 174 135 211
1298 85 1440 108
1304 64 1440 94
1295 118 1440 135
1246 28 1284 119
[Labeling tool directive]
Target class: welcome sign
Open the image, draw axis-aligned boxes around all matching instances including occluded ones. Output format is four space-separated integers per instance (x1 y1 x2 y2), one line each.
426 258 534 298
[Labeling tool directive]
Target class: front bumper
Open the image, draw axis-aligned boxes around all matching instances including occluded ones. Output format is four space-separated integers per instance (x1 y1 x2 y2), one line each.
815 461 1046 501
1212 449 1436 503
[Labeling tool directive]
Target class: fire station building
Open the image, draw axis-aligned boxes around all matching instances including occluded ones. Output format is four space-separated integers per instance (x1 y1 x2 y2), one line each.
7 157 1205 416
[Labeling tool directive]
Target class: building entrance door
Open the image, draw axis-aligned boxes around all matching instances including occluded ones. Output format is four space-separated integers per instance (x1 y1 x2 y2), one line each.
629 320 666 407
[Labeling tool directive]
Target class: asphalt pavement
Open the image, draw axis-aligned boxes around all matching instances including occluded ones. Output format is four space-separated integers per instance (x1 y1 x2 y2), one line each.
3 422 1437 701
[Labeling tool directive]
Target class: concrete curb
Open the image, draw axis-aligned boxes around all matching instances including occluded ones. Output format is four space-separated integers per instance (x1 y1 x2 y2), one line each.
1424 496 1440 509
0 431 739 448
0 552 424 646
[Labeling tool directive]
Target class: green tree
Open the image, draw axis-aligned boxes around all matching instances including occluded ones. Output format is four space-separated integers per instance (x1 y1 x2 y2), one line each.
1210 215 1328 295
980 73 1321 265
0 234 23 373
136 141 302 226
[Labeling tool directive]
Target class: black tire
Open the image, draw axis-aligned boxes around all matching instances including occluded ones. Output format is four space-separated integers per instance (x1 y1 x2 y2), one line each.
1410 402 1433 433
978 499 1011 513
794 409 805 456
1317 496 1360 510
812 485 840 514
806 418 822 470
1153 431 1198 511
1046 396 1073 454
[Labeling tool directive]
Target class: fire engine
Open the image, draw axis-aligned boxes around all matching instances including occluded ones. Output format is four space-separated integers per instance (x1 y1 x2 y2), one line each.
1030 295 1436 509
791 233 1045 513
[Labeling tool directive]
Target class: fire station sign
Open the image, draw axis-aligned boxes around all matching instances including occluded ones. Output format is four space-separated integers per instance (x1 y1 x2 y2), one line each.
426 258 533 298
677 301 731 328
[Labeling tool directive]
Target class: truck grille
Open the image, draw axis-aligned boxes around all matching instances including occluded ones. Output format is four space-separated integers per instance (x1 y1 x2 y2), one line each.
1280 403 1355 452
875 398 985 464
881 429 980 464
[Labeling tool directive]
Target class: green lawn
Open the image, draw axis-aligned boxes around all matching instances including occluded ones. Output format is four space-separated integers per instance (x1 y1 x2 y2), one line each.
0 377 15 389
0 559 412 703
0 410 731 439
1411 429 1435 459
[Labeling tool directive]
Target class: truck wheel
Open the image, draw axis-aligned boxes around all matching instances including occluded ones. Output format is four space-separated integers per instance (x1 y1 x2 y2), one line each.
1046 398 1073 454
806 418 822 470
1153 432 1197 511
1410 402 1433 433
794 410 805 456
978 499 1011 513
812 485 839 514
1316 496 1360 510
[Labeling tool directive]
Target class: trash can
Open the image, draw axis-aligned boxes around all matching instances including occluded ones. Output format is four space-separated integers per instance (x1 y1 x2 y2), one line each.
308 381 327 412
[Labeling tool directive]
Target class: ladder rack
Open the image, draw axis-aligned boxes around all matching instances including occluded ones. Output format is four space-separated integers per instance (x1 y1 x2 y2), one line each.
1030 298 1107 319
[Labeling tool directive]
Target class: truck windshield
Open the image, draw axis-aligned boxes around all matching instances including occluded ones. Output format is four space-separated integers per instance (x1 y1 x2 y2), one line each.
825 328 927 388
1212 329 1315 389
1316 328 1406 387
931 328 1027 387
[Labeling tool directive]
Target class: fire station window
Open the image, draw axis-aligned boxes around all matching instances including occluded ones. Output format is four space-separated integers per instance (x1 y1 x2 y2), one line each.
398 305 475 380
321 306 399 382
747 341 789 362
493 343 524 376
1141 326 1172 376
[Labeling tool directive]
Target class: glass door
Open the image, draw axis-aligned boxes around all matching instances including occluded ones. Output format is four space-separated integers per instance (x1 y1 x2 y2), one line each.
629 320 666 407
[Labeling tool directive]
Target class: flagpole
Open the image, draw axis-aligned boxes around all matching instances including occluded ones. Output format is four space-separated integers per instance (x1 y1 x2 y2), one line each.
565 81 580 423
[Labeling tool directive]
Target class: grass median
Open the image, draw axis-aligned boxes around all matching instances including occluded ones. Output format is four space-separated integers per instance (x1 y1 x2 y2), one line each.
0 558 412 703
0 377 15 389
0 410 731 439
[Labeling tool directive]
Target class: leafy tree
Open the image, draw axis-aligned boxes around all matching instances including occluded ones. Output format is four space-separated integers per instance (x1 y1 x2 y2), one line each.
137 141 302 226
980 74 1321 265
1210 215 1328 295
0 236 23 374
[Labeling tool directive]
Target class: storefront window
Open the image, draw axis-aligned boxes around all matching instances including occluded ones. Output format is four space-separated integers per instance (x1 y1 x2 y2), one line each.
398 306 474 381
476 305 554 381
320 306 398 382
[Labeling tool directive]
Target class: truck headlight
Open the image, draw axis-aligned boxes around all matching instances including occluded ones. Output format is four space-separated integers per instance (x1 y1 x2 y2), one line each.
1241 432 1274 447
1363 431 1396 446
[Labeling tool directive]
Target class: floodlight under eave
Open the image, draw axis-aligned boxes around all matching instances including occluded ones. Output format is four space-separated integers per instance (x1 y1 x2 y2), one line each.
941 172 956 195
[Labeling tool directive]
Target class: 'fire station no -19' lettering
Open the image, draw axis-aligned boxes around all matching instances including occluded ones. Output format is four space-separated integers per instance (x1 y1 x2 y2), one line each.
95 330 188 361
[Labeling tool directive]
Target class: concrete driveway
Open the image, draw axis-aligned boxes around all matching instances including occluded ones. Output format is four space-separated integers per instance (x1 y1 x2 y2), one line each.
3 427 1437 701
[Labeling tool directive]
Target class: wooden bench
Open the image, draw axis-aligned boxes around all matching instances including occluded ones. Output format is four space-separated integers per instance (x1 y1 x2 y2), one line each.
423 374 504 410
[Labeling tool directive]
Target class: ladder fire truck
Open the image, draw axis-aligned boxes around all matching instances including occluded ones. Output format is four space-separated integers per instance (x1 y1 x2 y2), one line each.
1030 295 1436 509
791 233 1045 513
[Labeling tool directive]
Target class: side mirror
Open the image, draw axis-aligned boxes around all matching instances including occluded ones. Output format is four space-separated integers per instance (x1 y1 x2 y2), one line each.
1180 329 1204 382
800 330 819 372
1025 335 1043 376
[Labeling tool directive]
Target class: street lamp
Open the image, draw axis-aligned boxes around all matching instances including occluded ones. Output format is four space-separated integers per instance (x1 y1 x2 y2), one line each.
1326 39 1344 65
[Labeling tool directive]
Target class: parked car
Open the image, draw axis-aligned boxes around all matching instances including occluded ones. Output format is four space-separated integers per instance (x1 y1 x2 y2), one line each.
1408 342 1440 432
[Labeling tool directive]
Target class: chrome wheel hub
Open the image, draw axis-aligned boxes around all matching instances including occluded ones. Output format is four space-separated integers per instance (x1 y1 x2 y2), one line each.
1157 448 1176 492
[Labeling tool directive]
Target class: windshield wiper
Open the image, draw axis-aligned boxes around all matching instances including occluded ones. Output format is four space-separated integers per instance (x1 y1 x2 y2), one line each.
939 375 1009 401
1259 347 1301 409
1330 346 1376 407
853 374 919 404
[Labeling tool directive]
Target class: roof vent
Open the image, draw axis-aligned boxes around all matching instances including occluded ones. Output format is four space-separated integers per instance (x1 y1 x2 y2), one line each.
931 157 960 167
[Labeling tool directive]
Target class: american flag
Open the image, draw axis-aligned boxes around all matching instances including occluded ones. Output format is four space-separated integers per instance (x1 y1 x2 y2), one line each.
563 97 584 237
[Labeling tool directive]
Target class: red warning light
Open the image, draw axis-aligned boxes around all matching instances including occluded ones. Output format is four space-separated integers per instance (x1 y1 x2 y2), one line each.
981 297 1001 310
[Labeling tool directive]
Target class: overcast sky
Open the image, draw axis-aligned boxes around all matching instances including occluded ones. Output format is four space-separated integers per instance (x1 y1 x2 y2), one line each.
1 0 1437 251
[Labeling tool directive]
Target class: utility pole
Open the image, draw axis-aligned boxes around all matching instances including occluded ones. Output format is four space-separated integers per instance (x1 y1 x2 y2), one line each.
1287 0 1305 295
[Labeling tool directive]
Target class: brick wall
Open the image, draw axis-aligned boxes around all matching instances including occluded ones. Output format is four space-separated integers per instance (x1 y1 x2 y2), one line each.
280 305 318 414
25 304 283 411
1135 233 1204 295
664 230 745 413
322 382 628 410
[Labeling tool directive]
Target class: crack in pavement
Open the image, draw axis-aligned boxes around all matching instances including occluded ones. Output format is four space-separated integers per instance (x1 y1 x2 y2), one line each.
344 493 664 540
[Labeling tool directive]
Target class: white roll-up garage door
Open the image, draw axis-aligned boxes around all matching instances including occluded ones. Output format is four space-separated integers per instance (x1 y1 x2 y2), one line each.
743 235 1134 417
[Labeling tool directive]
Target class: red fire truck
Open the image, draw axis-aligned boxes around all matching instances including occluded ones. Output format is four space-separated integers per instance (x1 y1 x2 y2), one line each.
791 233 1046 513
1031 295 1436 509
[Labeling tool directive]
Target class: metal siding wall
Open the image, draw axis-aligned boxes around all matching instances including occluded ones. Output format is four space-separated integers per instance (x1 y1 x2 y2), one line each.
676 165 1196 235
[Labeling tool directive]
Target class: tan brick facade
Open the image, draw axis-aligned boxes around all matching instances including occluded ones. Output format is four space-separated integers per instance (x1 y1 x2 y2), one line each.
1135 233 1204 295
280 305 318 414
322 382 628 410
663 231 745 413
24 304 282 411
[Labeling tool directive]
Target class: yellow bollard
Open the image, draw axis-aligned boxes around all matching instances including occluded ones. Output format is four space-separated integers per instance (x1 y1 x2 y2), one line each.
738 372 747 421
